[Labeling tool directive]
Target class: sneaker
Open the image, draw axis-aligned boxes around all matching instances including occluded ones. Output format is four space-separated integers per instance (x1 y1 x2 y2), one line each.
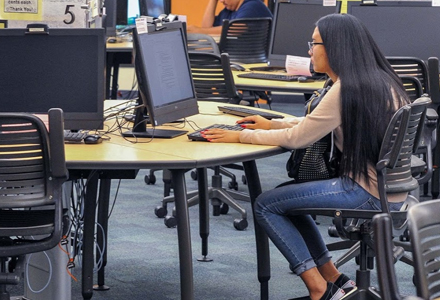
334 273 356 292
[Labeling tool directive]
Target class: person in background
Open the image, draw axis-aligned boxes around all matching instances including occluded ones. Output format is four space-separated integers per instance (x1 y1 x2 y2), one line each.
200 13 410 300
186 0 272 34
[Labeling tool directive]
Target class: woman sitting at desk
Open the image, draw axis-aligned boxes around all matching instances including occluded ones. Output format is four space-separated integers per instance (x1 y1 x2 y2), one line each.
200 13 410 300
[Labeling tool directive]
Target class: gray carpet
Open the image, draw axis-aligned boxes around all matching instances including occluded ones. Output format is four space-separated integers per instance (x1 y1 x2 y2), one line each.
10 98 419 299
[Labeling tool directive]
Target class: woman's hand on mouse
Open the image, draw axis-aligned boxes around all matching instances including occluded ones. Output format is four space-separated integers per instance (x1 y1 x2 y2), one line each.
236 115 271 130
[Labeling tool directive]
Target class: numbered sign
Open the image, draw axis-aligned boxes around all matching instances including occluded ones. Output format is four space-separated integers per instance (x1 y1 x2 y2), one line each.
0 0 87 28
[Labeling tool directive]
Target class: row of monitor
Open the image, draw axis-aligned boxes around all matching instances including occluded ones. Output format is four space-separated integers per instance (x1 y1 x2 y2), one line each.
268 0 440 68
1 0 439 137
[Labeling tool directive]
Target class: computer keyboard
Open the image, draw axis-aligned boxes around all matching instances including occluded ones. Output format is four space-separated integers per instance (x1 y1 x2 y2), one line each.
187 124 244 141
218 106 284 120
237 72 300 82
64 130 88 143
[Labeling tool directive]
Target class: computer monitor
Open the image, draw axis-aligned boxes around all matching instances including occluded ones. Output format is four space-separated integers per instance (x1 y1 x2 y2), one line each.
115 0 140 26
346 1 440 61
138 0 170 18
0 27 105 131
268 0 340 68
124 21 199 138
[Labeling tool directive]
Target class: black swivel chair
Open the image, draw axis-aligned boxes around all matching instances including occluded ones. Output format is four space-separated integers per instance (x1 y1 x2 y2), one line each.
373 199 440 300
218 17 273 107
284 96 430 299
187 33 220 54
408 199 440 299
0 109 68 300
372 213 424 300
218 17 272 64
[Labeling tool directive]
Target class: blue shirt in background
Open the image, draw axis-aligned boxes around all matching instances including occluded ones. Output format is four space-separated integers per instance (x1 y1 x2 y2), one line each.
213 0 273 26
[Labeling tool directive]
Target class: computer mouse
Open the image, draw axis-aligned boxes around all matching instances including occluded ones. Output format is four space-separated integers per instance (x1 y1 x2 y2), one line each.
84 134 103 144
230 63 246 71
238 121 255 125
298 76 315 83
107 38 117 43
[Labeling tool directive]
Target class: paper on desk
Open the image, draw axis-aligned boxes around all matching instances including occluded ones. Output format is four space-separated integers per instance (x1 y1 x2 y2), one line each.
285 56 312 76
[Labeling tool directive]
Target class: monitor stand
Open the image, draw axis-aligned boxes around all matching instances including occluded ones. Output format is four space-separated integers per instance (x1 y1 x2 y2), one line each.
122 105 187 139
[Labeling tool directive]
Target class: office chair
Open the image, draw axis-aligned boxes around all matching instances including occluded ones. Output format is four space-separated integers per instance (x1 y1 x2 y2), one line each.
0 108 68 300
372 213 424 300
154 52 251 230
407 199 440 299
325 70 437 269
218 17 273 107
186 33 220 54
286 96 430 299
386 57 438 193
218 17 272 64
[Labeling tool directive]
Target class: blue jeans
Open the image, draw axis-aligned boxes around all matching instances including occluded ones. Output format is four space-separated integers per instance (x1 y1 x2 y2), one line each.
254 176 403 276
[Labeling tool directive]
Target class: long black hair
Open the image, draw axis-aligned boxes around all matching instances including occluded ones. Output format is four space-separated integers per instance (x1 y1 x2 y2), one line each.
316 14 410 182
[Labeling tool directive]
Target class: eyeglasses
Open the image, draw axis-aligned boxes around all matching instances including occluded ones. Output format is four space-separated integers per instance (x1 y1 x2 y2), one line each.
308 41 324 52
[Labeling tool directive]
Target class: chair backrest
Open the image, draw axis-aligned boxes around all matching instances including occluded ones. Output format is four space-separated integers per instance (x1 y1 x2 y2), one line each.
408 199 440 299
373 213 426 300
218 17 272 64
188 51 241 104
0 108 67 257
377 96 431 215
400 76 424 101
387 57 430 95
186 33 220 54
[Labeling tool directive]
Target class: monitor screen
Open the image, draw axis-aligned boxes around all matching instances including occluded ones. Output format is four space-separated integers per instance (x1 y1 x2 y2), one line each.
125 21 199 138
0 27 105 131
138 0 170 18
104 0 118 36
115 0 140 26
346 1 440 61
268 0 340 68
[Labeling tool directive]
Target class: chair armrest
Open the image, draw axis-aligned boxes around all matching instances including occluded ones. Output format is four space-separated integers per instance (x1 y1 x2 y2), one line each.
48 108 68 180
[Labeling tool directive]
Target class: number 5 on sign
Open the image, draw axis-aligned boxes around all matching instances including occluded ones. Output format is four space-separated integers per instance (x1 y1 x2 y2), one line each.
0 0 43 20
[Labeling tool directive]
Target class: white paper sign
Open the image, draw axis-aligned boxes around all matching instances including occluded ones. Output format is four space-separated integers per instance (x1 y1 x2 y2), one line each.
135 17 149 34
323 0 336 6
285 55 312 76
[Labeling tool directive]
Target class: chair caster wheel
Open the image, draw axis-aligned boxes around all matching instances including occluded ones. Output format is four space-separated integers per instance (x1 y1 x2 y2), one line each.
242 175 247 184
228 181 238 190
164 216 177 228
190 170 197 180
154 206 167 218
233 218 248 230
220 203 229 214
144 174 156 185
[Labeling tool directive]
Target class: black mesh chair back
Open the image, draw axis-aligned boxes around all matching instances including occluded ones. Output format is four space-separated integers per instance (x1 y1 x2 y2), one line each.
189 52 241 104
373 213 424 300
400 76 424 102
387 57 430 94
0 108 67 257
218 17 272 64
187 33 220 54
408 199 440 299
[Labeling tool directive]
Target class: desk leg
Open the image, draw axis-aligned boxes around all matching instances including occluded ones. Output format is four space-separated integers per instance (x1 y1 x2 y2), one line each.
243 160 270 300
171 169 194 300
95 178 111 291
106 53 114 100
196 168 212 262
82 172 99 300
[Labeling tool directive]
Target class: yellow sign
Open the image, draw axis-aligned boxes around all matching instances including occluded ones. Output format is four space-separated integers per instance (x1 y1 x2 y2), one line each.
0 0 43 20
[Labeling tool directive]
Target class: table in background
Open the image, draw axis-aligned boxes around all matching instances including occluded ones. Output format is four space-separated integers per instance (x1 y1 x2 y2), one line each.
233 63 325 94
65 101 288 300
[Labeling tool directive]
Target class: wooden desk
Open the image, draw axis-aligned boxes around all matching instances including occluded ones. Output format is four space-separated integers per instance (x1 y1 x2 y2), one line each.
232 63 325 94
65 101 288 299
